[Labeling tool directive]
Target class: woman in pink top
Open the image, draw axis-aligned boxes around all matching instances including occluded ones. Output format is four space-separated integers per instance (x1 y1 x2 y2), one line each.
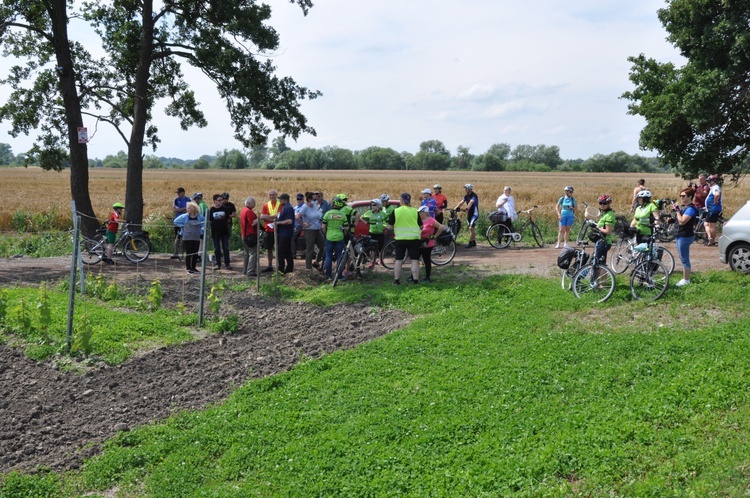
417 205 446 283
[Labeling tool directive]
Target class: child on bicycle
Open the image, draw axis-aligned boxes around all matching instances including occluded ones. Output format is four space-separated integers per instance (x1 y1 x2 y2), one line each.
104 202 125 265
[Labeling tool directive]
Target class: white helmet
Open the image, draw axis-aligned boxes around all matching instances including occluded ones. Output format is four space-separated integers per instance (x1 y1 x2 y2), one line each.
637 190 652 199
464 183 474 190
379 193 390 203
370 198 382 207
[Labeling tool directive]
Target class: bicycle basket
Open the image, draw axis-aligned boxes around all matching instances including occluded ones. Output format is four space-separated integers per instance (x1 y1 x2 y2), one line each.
557 247 576 270
488 210 507 223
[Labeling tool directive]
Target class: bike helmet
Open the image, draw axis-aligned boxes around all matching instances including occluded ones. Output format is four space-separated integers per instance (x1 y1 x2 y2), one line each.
221 192 230 199
564 186 574 192
112 202 125 209
464 183 474 190
332 197 346 209
707 174 719 183
370 198 382 207
597 194 612 204
417 205 429 213
636 190 652 199
433 184 442 189
192 192 203 201
379 193 390 203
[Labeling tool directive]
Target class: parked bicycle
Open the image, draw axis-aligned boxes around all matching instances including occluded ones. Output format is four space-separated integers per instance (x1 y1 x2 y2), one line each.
570 224 617 303
80 223 152 265
574 202 601 244
609 228 676 275
380 230 456 270
333 231 380 286
693 208 724 244
558 241 591 291
628 226 671 301
486 205 544 248
655 198 678 242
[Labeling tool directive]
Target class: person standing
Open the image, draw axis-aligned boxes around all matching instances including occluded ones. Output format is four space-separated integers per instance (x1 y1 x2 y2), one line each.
673 187 698 287
361 198 387 255
174 202 205 274
417 205 445 283
495 186 517 233
322 196 349 281
631 178 646 212
104 202 125 265
192 192 208 257
693 173 709 210
209 194 232 270
631 190 659 244
260 189 281 272
420 188 438 218
315 190 331 216
594 195 616 264
292 193 305 257
454 184 478 248
387 192 422 284
171 187 189 259
240 196 259 277
275 193 296 274
705 174 722 246
432 184 448 224
555 186 577 249
296 192 325 270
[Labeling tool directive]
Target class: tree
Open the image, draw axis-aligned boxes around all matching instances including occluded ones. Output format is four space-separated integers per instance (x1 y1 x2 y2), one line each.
358 146 405 170
0 0 101 235
213 149 249 170
623 0 750 181
82 0 320 224
0 143 13 166
270 136 291 156
102 151 128 169
419 139 450 156
452 146 473 170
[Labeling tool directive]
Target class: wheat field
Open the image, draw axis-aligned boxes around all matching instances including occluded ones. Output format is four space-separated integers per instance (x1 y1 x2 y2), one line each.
1 167 748 229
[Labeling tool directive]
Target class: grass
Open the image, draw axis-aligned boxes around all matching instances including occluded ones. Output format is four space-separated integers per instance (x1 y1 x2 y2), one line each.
3 269 750 496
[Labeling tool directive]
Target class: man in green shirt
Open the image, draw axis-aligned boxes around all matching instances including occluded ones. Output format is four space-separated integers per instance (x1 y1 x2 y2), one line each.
322 197 349 281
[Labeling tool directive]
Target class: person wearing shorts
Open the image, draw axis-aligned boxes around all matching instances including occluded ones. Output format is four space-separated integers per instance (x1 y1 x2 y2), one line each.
454 184 478 248
104 202 124 265
705 175 722 245
387 192 422 285
555 186 577 249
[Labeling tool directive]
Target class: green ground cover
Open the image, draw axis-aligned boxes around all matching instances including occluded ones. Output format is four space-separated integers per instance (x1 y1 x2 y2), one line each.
2 270 750 496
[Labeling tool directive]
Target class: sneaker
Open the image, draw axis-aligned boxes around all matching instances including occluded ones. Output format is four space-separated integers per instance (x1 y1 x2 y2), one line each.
170 254 180 259
187 269 198 275
393 279 400 285
555 244 560 249
261 266 274 273
246 272 257 277
676 279 690 287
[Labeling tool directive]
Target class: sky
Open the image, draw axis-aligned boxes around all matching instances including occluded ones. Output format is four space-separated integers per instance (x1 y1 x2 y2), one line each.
0 0 683 161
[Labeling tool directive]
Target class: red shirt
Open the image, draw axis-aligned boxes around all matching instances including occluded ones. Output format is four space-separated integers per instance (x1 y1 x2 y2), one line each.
240 206 257 237
433 193 448 213
694 183 709 209
107 211 119 233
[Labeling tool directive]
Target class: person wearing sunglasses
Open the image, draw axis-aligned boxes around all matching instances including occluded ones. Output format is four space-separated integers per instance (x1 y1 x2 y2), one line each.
361 198 387 254
594 195 616 264
673 188 698 287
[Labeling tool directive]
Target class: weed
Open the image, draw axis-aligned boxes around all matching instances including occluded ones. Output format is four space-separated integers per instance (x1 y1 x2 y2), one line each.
207 313 239 334
147 279 163 311
71 313 94 356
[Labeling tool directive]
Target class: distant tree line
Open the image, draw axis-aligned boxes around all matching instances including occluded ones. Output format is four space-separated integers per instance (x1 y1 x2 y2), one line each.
1 139 666 173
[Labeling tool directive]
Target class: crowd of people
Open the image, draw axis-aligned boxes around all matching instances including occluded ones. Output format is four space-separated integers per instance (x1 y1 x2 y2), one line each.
101 175 723 287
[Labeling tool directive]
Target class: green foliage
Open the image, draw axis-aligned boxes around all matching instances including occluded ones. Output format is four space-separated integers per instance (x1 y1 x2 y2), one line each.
71 313 94 357
206 284 223 315
0 471 61 497
147 279 163 311
207 313 239 334
0 232 72 258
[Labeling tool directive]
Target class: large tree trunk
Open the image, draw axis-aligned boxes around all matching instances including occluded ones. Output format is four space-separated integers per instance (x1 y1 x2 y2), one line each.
49 0 99 236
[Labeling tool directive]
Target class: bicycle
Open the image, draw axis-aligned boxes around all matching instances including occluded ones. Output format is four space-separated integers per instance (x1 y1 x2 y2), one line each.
559 241 591 291
609 229 676 275
628 227 670 301
332 232 379 286
693 208 724 244
80 223 152 265
574 201 601 243
655 198 678 242
571 243 617 303
486 206 544 249
446 208 462 240
380 232 456 270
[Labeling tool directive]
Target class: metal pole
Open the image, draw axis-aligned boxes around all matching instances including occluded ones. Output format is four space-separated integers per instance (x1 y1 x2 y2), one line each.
197 215 209 327
66 203 79 352
256 219 261 292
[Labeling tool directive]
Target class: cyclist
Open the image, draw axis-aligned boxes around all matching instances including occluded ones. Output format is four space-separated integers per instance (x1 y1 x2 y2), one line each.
692 173 709 210
631 190 659 244
673 187 698 287
322 196 350 281
171 187 189 259
432 184 448 224
418 205 445 283
631 178 646 212
380 193 395 220
104 202 125 265
495 186 517 233
594 195 616 263
387 192 422 285
420 188 438 218
555 186 577 249
705 174 722 246
454 184 478 248
192 192 208 257
361 198 387 254
335 193 357 226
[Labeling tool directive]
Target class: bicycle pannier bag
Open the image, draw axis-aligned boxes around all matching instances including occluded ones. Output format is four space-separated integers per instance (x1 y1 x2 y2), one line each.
435 228 454 246
557 247 576 269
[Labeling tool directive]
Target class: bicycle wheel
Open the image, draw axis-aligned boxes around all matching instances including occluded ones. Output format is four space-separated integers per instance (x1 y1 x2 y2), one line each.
561 257 580 291
123 236 151 263
694 220 707 242
486 223 512 249
332 251 349 287
656 215 676 242
431 240 456 266
657 246 675 274
630 260 669 301
380 238 397 270
81 238 104 265
356 245 379 278
572 263 616 303
609 239 632 274
531 223 544 248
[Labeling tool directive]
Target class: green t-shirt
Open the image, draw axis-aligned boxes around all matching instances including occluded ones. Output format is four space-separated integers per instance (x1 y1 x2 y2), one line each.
598 209 616 244
322 208 348 242
634 202 658 235
361 209 386 235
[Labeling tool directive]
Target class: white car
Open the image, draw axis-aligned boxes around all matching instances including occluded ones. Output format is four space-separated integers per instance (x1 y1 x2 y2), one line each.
718 200 750 273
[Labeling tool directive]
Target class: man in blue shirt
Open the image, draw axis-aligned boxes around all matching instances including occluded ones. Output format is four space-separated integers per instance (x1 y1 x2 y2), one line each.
454 184 479 248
